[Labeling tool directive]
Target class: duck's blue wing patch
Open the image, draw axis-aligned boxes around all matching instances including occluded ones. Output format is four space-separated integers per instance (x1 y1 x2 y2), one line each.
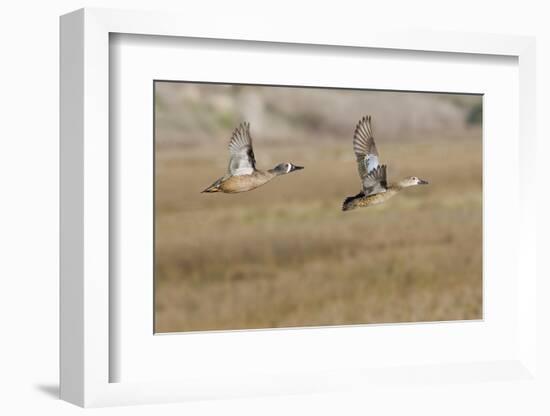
365 154 379 174
362 165 388 196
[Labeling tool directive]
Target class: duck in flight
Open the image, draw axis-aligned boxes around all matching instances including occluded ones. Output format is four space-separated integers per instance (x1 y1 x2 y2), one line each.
202 122 304 193
342 115 429 211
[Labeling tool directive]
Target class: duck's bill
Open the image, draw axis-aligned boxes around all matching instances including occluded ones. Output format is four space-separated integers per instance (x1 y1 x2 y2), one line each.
291 165 304 171
419 179 429 185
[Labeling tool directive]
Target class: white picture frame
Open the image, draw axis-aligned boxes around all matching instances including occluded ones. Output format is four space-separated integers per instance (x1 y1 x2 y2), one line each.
60 8 538 408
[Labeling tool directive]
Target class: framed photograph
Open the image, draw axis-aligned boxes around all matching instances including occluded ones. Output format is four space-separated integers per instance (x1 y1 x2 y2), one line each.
60 8 538 408
153 81 482 334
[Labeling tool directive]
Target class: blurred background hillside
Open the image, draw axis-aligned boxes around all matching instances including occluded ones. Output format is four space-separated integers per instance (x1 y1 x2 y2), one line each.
155 83 482 147
154 82 482 333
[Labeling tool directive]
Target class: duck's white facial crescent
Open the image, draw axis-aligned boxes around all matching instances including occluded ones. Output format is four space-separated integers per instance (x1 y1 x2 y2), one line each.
286 163 292 173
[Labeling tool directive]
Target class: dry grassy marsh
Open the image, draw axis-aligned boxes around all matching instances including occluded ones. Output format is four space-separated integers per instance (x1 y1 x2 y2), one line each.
154 132 482 332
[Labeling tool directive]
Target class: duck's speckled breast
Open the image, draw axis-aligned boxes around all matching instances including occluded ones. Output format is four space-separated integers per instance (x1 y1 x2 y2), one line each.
219 171 274 193
346 188 399 210
357 191 396 206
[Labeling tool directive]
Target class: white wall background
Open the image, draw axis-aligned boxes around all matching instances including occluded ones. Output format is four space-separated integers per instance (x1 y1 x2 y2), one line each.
0 1 548 415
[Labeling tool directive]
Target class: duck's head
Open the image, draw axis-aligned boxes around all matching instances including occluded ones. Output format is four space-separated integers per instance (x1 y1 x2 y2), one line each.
270 162 304 176
399 176 429 188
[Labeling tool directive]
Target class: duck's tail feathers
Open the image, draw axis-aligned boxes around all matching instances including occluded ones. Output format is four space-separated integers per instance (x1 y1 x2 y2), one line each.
342 192 363 211
201 187 218 193
201 178 222 193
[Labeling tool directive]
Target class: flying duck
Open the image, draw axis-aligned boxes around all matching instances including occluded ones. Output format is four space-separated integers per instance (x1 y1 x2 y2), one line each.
342 115 429 211
202 122 304 193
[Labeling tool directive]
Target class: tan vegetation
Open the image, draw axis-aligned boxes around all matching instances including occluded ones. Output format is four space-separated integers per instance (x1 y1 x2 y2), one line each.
154 134 482 332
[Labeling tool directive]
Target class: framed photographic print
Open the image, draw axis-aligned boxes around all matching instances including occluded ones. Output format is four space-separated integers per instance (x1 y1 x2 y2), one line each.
60 8 538 408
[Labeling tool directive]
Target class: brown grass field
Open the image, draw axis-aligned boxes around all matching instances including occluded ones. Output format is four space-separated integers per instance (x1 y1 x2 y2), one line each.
154 132 482 332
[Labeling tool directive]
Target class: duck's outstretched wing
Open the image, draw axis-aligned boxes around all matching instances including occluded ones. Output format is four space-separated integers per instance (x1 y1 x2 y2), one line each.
353 116 387 195
353 115 379 177
227 122 256 176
